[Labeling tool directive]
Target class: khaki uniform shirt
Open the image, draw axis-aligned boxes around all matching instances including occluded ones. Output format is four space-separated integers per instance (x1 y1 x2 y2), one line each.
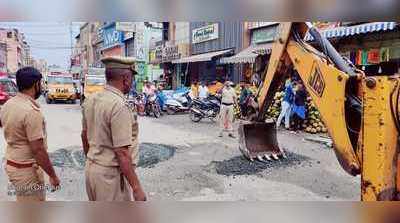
1 93 47 164
82 85 139 167
221 87 237 104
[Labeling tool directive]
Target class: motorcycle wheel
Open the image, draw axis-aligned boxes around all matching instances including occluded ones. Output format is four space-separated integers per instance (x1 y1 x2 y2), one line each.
189 110 202 123
166 107 176 115
153 104 161 118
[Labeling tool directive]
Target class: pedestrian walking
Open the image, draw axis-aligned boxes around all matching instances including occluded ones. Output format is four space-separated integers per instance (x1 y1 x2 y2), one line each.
1 67 60 201
292 82 307 132
276 78 294 129
239 82 252 118
198 81 209 100
81 56 146 201
219 81 238 138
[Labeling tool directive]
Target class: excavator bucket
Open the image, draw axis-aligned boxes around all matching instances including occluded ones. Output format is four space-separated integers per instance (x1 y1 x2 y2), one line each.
238 121 286 162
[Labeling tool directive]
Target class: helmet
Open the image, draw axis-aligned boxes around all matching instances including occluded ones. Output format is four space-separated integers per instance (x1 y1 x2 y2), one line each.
16 67 42 91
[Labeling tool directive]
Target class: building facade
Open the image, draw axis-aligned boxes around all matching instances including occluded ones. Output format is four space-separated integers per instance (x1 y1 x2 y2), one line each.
0 28 31 74
219 22 278 84
149 22 190 89
171 22 243 85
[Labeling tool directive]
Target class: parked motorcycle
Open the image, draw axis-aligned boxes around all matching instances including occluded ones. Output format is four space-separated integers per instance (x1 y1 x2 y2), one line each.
189 95 221 122
165 91 192 115
145 94 162 118
131 93 145 116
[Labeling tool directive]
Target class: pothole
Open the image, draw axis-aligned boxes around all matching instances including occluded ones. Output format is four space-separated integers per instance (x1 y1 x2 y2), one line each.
207 152 311 176
49 143 176 169
138 143 176 168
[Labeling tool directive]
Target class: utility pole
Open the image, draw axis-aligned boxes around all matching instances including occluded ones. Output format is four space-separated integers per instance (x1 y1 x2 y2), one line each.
69 22 73 72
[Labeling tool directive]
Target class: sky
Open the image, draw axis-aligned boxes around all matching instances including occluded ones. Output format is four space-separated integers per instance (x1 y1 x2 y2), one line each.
0 22 81 70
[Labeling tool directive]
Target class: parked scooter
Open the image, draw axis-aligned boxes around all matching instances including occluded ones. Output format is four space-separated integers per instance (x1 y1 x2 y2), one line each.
189 95 221 122
165 91 192 115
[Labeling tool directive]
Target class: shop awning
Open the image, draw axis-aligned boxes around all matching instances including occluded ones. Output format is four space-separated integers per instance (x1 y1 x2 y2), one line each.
219 43 273 64
305 22 397 41
172 49 233 64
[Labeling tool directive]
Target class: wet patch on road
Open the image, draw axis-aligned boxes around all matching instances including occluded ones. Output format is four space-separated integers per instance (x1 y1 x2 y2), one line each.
138 143 176 168
49 147 82 169
49 143 176 170
206 152 311 176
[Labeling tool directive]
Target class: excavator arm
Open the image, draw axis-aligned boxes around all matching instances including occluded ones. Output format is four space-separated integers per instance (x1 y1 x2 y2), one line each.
239 22 400 200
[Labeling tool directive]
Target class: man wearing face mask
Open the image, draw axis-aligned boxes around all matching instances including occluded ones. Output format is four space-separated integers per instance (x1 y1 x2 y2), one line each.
81 56 146 201
0 67 60 201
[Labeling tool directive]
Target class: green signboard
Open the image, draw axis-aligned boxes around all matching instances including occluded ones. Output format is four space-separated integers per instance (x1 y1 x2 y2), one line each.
251 26 278 44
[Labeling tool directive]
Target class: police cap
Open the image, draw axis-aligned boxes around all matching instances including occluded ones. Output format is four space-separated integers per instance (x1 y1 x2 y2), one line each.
101 56 138 75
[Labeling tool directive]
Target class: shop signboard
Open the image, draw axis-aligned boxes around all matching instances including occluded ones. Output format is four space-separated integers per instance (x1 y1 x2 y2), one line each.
162 44 180 62
248 22 279 30
251 25 278 44
103 23 124 49
150 42 181 64
192 23 219 44
116 22 136 32
124 32 134 40
149 50 157 63
155 45 163 62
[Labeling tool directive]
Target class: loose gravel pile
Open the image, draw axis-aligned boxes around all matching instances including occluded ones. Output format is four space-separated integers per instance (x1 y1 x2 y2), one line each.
209 152 311 176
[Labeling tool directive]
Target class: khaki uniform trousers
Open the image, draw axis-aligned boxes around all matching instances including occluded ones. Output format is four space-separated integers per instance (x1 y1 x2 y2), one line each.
85 160 131 201
219 104 234 134
5 164 46 201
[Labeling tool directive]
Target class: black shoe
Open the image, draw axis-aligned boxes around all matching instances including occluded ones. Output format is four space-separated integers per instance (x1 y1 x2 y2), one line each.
228 134 236 138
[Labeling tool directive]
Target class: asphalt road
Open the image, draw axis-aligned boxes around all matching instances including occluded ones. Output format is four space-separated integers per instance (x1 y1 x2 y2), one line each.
0 97 360 201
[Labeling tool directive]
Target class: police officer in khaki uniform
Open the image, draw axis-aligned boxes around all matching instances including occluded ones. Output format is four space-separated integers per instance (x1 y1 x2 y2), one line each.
0 67 60 201
81 56 146 201
218 81 238 138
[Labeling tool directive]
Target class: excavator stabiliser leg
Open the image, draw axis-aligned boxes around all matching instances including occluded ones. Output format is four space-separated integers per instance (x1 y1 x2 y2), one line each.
238 121 286 162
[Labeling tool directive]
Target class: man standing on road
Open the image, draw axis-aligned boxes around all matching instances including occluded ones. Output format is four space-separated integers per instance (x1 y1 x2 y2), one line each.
81 56 146 201
219 81 238 138
276 77 294 130
1 67 60 201
198 81 209 100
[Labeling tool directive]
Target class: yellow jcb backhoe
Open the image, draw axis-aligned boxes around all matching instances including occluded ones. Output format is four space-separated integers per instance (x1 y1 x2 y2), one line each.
239 22 400 201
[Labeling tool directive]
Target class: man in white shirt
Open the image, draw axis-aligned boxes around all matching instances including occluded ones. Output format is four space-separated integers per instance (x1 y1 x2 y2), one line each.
198 82 209 100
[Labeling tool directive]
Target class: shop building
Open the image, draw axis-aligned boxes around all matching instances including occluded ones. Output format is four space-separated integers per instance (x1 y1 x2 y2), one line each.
102 22 125 57
220 22 278 83
305 22 400 76
148 22 190 90
132 22 164 91
172 22 244 85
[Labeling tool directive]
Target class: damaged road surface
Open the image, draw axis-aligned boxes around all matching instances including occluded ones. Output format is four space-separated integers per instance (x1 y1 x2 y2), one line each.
209 152 311 176
0 101 360 201
49 143 176 169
